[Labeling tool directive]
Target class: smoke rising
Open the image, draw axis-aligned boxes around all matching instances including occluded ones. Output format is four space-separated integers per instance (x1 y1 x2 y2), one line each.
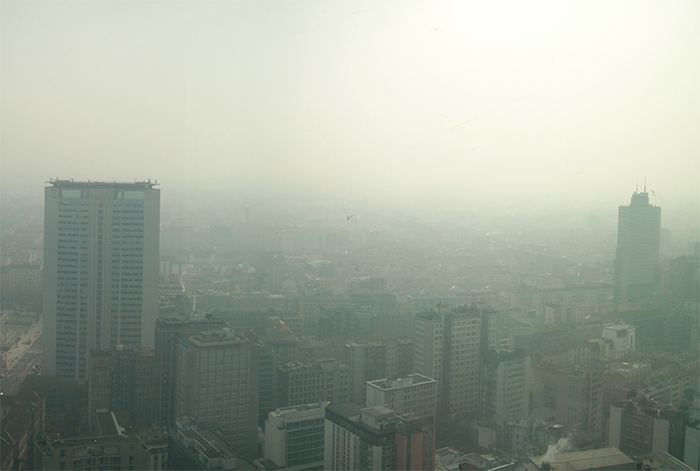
542 437 572 464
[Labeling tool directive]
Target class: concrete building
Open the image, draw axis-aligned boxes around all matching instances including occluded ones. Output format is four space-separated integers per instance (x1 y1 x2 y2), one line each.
534 364 604 438
324 403 435 471
365 374 437 419
345 339 414 405
88 347 155 427
614 189 661 301
170 424 249 471
609 395 687 460
414 306 483 420
176 329 259 456
264 402 328 470
600 324 636 359
276 359 349 408
42 180 160 383
35 412 168 471
480 349 531 423
153 315 227 428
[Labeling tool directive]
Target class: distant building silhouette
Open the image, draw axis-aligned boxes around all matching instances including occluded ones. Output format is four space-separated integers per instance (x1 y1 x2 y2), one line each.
42 180 160 382
614 189 661 301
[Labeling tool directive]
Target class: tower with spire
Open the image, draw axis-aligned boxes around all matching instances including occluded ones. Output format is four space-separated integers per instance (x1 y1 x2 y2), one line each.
614 185 661 302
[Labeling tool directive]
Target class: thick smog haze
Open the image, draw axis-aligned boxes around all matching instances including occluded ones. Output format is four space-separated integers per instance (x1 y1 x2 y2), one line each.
1 0 698 214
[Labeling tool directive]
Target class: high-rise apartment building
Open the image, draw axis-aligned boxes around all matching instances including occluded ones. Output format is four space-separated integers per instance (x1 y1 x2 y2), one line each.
43 180 160 382
480 349 530 423
414 306 484 420
614 189 661 301
176 329 260 456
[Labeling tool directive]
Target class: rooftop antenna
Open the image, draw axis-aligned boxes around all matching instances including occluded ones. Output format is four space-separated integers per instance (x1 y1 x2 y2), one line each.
643 177 647 193
635 180 639 193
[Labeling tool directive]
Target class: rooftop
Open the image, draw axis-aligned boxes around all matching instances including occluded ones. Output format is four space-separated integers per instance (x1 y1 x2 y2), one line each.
530 447 633 471
47 179 158 189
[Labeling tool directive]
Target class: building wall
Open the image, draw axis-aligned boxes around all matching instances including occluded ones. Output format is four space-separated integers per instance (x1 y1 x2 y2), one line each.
176 330 259 455
415 308 483 419
264 403 327 468
153 316 226 428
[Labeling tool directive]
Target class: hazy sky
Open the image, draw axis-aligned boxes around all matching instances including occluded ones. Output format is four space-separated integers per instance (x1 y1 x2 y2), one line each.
2 1 698 213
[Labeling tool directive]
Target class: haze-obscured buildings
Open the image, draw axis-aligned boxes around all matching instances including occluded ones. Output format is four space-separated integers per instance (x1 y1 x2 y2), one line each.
614 190 661 302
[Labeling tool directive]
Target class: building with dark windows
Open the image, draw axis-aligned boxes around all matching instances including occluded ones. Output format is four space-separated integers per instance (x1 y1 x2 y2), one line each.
175 328 259 457
263 402 328 470
153 315 227 428
414 306 484 420
42 180 160 383
324 403 435 471
614 189 661 301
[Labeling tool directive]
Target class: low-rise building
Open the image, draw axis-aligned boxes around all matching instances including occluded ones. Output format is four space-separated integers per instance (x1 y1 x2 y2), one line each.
264 402 328 470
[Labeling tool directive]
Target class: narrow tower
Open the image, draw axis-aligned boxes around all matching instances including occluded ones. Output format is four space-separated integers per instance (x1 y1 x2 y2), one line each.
614 188 661 301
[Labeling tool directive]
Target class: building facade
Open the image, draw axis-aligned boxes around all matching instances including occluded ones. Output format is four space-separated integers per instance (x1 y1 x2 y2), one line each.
43 180 160 382
153 315 227 428
264 402 328 470
365 374 437 420
414 306 483 419
614 190 661 301
609 396 687 460
480 349 531 423
176 329 259 456
276 359 349 408
324 403 435 471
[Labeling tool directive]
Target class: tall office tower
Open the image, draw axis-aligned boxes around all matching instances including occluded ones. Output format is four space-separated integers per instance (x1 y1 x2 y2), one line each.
43 180 160 383
176 328 259 456
153 315 227 428
264 402 328 470
324 403 435 471
414 306 483 420
366 374 437 419
614 189 661 301
479 349 530 424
